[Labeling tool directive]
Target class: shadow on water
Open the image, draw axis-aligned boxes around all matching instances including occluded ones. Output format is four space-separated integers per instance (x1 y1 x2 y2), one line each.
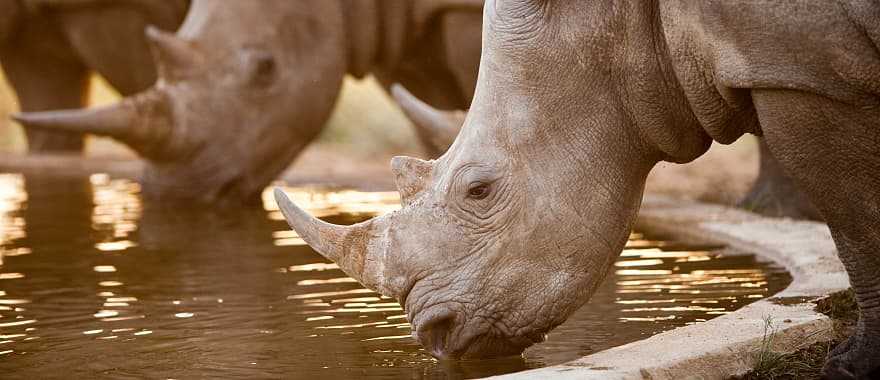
0 173 791 379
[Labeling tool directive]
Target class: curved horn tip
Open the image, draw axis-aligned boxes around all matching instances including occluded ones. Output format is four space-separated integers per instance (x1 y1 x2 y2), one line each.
390 83 406 98
8 98 147 141
11 112 45 125
11 111 76 130
390 84 421 108
144 24 170 41
390 84 458 132
10 113 28 124
273 187 352 265
274 187 312 233
274 188 296 226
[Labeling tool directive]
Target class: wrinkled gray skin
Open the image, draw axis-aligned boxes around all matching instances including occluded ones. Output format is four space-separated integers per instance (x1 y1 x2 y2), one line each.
395 68 825 221
13 0 484 204
406 63 814 224
277 1 880 377
0 0 188 151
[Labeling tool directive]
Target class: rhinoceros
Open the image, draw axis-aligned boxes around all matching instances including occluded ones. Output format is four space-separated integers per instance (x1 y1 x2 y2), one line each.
275 1 880 377
0 0 189 152
13 0 484 204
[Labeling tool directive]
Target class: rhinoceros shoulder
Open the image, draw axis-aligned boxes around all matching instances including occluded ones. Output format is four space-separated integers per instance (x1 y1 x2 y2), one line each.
694 1 878 105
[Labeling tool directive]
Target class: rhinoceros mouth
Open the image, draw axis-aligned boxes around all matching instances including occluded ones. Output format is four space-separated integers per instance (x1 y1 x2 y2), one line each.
408 299 548 360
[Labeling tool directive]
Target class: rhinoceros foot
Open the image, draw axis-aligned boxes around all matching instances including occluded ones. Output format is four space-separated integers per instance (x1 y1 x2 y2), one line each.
822 326 880 380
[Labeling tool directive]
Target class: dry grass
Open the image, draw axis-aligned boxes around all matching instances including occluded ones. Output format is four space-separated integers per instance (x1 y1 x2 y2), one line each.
732 289 859 380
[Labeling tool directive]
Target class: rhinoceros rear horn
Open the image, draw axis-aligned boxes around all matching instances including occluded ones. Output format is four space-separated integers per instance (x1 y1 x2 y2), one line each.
274 188 400 298
391 156 433 205
12 89 174 157
145 25 201 82
391 84 465 155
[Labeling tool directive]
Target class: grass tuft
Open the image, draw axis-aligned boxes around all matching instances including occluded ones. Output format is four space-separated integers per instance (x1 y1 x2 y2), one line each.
731 289 858 380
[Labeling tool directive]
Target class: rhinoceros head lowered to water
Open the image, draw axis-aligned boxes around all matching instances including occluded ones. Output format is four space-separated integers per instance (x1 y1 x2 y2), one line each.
273 0 719 360
14 0 348 204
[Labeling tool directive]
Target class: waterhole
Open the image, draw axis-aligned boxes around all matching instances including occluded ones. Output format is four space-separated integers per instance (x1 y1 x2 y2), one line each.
0 173 791 379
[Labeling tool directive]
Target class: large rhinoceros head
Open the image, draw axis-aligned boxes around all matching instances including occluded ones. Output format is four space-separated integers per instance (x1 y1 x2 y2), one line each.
276 115 653 361
274 0 714 359
14 0 348 204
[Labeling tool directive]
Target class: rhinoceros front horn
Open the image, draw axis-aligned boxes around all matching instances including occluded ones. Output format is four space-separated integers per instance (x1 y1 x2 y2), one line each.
274 188 401 298
11 26 193 160
12 89 174 158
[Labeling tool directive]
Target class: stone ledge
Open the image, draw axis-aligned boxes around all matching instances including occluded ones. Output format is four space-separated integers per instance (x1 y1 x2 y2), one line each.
490 195 848 380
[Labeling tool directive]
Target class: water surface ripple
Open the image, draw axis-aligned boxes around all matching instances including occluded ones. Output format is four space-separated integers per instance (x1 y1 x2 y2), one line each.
0 173 791 379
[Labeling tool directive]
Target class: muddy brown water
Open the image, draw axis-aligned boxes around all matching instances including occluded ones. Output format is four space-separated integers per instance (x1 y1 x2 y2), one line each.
0 173 791 379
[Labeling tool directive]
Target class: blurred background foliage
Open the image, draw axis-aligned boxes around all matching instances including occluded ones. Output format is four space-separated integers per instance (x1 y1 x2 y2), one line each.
0 68 422 158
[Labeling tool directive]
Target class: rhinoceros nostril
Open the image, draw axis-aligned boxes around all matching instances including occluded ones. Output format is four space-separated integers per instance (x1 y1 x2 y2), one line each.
417 314 457 359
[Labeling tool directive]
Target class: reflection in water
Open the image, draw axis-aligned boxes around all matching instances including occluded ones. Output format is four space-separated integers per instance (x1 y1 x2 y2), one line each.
262 186 401 220
0 174 792 379
0 174 26 264
90 173 140 252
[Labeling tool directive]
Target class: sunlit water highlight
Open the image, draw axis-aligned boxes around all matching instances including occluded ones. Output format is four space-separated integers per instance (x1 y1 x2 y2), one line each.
0 174 790 379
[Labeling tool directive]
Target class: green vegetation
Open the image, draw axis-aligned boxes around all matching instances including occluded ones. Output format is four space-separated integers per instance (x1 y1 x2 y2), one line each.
732 289 858 380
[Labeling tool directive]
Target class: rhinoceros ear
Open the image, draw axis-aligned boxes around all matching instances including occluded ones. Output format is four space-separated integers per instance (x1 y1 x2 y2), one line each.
145 25 202 83
391 156 433 206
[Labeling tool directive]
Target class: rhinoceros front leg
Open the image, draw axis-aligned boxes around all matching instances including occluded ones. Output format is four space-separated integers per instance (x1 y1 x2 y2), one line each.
738 138 823 221
1 16 88 152
755 89 880 379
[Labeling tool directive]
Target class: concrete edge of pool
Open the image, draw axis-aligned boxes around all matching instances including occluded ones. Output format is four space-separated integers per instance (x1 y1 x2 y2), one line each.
490 195 849 380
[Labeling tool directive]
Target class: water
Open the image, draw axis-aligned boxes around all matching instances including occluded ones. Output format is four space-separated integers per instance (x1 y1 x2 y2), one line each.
0 173 791 379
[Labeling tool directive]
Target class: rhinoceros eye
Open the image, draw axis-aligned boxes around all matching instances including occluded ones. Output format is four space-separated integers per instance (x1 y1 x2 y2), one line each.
241 49 276 87
467 183 491 200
